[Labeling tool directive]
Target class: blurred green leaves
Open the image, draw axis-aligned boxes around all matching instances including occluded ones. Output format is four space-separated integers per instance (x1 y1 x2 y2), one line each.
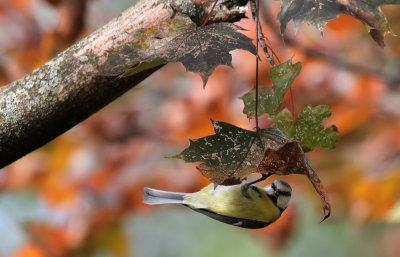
126 201 382 257
0 190 56 256
125 209 271 257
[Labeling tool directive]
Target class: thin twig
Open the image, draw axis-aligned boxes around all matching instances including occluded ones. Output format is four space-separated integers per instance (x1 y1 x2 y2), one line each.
263 35 281 63
201 0 219 26
250 0 276 66
255 0 260 131
289 87 295 117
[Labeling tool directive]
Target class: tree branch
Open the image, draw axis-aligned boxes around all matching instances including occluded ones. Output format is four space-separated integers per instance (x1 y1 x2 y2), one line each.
0 0 249 168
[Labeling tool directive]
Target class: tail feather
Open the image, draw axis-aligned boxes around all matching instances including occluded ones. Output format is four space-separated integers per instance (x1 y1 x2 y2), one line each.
143 187 186 205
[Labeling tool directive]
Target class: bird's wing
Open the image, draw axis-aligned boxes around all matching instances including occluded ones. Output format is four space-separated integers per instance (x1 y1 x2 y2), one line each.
187 206 271 229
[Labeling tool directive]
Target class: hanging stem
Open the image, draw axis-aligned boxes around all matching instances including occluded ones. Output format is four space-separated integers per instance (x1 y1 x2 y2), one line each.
255 0 260 131
289 87 295 119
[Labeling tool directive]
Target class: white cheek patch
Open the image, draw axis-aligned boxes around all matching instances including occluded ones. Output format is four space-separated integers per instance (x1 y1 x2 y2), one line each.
264 186 274 195
277 195 290 210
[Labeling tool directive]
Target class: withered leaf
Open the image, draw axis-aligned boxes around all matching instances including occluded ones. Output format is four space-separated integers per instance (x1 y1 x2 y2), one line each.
278 0 399 46
257 141 331 220
340 0 399 47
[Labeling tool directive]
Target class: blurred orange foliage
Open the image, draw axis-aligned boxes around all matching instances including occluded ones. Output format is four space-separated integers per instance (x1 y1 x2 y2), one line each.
1 1 400 257
330 76 384 135
13 244 45 257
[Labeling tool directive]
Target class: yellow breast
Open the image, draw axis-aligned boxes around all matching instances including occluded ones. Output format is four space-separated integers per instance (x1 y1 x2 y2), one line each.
183 184 281 223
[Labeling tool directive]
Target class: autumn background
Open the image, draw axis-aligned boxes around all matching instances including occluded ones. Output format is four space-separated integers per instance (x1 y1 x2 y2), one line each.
1 0 400 256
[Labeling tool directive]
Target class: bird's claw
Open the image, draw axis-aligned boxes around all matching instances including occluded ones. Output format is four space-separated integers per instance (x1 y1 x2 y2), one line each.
241 183 250 198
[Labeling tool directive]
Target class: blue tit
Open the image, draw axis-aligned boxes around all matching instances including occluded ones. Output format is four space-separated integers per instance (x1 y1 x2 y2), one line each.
143 179 292 229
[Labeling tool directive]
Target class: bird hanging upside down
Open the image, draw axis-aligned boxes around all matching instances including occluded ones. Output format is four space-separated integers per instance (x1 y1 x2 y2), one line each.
143 179 292 229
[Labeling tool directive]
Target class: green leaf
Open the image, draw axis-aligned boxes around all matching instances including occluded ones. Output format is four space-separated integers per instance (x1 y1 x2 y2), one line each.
240 60 302 118
270 60 302 89
270 105 340 151
161 23 257 86
278 0 400 46
173 120 289 185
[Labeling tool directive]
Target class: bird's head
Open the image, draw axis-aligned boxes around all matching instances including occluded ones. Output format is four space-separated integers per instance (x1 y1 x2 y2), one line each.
264 179 292 211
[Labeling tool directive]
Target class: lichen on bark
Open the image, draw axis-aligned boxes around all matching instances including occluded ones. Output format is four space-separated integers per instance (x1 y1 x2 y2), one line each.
0 0 249 168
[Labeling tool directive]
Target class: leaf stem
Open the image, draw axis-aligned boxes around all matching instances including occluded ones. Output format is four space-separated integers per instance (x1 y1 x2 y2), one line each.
201 0 219 26
255 0 260 131
289 87 296 120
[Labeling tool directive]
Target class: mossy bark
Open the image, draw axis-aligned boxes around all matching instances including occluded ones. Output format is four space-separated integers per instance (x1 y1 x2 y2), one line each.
0 0 248 168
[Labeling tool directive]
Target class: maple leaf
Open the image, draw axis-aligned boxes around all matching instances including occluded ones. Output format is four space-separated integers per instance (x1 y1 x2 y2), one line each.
240 60 301 118
277 0 400 46
174 120 289 185
160 23 257 85
270 105 340 152
174 120 331 220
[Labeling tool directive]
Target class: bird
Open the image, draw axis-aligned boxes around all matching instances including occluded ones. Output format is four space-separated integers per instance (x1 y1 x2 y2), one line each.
143 179 292 229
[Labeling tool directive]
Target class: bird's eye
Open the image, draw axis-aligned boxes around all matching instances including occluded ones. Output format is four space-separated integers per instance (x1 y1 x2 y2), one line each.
277 190 291 197
276 185 291 196
271 182 277 192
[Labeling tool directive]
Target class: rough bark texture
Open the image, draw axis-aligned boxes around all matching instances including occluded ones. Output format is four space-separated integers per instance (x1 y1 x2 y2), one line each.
0 0 249 168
